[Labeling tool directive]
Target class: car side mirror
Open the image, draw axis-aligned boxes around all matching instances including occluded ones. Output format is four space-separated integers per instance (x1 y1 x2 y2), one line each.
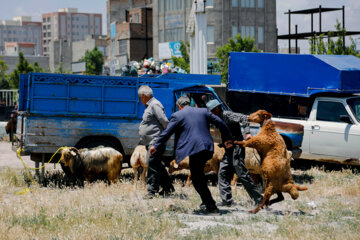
340 115 352 124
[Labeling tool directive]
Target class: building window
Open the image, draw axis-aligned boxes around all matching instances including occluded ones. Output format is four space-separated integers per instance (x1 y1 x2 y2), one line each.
258 26 264 43
241 26 255 39
133 13 139 23
118 40 127 55
165 0 182 11
159 0 163 13
232 0 238 7
232 26 238 39
165 28 183 42
241 0 255 8
186 0 191 9
207 25 214 43
258 0 264 8
206 0 214 7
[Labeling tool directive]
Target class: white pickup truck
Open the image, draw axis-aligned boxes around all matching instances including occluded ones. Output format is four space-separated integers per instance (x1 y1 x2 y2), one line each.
274 95 360 165
227 52 360 166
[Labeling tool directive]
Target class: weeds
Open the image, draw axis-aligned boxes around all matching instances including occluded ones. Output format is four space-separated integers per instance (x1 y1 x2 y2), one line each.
0 166 359 239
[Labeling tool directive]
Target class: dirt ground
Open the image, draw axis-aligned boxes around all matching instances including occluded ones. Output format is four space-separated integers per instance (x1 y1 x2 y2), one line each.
1 141 359 239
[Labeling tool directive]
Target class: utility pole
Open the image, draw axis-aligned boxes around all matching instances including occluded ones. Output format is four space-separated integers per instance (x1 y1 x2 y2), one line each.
187 0 207 74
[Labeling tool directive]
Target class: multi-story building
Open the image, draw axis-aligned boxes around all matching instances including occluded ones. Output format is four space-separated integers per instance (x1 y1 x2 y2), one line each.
152 0 277 60
106 0 152 75
42 8 102 56
0 16 42 55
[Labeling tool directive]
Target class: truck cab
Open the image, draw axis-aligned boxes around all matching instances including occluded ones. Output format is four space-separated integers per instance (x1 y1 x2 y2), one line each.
294 95 360 163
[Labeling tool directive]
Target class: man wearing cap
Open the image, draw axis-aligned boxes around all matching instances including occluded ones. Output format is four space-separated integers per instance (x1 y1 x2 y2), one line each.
206 99 263 207
149 96 233 215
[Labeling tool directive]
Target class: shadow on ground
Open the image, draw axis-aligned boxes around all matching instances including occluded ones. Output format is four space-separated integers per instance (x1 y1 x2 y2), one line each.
291 159 360 174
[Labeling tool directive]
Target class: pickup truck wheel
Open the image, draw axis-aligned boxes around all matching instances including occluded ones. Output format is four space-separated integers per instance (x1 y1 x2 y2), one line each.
76 138 121 153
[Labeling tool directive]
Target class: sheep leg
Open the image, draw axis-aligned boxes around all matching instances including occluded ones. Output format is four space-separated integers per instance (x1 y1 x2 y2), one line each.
140 167 147 184
269 191 284 205
184 172 192 187
249 184 273 214
234 137 262 150
231 174 238 186
133 167 139 181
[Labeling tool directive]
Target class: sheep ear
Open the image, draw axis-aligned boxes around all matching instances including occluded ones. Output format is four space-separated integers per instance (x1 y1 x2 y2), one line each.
173 162 179 169
70 151 77 157
263 111 272 119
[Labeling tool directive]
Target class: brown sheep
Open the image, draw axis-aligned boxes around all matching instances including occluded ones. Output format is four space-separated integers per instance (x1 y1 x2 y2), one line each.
60 147 123 184
130 145 148 183
169 144 225 187
234 110 307 214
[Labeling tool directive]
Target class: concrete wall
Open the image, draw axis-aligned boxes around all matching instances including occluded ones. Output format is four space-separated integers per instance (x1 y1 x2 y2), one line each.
49 40 72 72
72 38 95 62
1 55 49 74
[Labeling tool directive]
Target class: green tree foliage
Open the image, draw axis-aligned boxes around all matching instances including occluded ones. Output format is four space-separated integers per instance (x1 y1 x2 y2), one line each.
0 56 10 89
10 52 33 89
171 41 190 73
53 62 71 74
309 21 359 57
79 47 104 75
216 34 260 83
33 62 44 73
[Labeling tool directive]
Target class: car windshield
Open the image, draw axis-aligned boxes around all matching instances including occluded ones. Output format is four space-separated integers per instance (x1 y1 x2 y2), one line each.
347 97 360 122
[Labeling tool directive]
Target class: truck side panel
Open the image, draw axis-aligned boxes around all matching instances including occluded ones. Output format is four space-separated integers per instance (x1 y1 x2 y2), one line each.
22 116 174 156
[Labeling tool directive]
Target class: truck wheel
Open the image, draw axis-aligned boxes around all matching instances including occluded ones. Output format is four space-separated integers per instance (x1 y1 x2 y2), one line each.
76 138 119 152
281 136 292 151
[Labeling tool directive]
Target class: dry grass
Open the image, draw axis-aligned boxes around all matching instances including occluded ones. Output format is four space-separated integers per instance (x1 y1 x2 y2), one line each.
0 166 359 240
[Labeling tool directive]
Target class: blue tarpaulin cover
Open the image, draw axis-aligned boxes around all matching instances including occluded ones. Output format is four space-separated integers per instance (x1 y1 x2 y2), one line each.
228 52 360 97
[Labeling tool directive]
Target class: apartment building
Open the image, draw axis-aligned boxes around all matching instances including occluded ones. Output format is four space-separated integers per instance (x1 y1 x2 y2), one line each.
42 8 102 56
153 0 277 60
0 16 42 55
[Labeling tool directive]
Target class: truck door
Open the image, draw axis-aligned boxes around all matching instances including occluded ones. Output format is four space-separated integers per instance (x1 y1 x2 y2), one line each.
309 100 359 159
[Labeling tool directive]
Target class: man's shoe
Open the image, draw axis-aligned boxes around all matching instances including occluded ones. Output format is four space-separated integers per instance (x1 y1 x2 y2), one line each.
143 193 155 200
193 207 221 216
199 203 206 210
216 201 234 207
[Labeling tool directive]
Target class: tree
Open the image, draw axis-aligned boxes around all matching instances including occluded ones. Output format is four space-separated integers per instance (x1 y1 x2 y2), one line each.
79 47 104 75
9 52 33 89
216 34 260 83
171 41 190 73
53 62 71 74
309 21 359 57
0 56 10 89
33 62 44 73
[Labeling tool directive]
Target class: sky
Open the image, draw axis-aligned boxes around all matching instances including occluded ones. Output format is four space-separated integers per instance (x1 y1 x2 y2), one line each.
0 0 359 53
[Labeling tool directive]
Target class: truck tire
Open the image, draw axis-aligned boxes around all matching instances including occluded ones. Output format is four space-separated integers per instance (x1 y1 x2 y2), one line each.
281 135 292 151
76 138 120 152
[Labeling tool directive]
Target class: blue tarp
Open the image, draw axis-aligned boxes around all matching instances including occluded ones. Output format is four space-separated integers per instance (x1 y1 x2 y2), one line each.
228 52 360 97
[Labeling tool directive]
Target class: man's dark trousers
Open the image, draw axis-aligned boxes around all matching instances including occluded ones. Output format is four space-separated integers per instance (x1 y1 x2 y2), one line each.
219 145 263 204
189 150 217 211
146 145 174 194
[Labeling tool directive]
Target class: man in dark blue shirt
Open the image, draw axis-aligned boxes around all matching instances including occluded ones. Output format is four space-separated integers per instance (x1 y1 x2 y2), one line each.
150 96 233 215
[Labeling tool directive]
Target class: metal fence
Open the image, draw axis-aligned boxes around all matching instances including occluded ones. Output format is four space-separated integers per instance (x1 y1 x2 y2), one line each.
0 90 18 107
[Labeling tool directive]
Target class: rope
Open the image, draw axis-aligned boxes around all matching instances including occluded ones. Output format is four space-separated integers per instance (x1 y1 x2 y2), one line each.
15 146 68 195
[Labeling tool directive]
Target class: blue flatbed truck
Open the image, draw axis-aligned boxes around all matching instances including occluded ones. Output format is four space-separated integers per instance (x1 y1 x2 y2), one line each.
13 73 229 168
13 72 304 172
